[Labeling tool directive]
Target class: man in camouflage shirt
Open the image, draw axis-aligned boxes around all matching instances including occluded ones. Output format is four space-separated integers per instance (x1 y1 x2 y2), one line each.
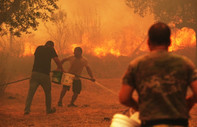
119 22 197 127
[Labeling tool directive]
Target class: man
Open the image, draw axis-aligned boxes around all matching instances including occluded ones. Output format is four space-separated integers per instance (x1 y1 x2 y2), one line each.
24 41 64 115
119 22 197 127
58 47 95 107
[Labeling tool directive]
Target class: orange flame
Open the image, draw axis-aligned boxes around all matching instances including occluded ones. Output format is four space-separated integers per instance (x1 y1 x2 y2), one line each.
22 27 196 57
93 47 121 57
169 27 196 52
22 43 35 57
79 27 196 57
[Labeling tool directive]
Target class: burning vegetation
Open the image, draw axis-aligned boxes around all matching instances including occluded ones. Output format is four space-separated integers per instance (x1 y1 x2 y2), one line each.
21 26 196 57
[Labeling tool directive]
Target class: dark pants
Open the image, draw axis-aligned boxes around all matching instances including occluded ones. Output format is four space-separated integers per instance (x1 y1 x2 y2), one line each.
24 72 52 113
72 79 82 94
141 119 188 127
63 79 82 94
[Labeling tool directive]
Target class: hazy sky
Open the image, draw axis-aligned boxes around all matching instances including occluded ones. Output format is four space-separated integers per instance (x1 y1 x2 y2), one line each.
34 0 154 42
57 0 154 32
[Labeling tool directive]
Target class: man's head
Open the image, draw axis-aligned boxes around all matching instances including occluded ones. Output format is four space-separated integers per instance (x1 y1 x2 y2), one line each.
45 41 54 47
148 22 171 49
74 47 82 58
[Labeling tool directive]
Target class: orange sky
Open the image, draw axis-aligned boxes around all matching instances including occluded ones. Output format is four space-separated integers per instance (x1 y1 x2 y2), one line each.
34 0 154 43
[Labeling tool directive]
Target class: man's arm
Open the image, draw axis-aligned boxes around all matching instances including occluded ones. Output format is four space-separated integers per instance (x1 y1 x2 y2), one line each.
53 57 64 72
85 66 95 82
186 80 197 111
61 57 70 64
119 84 139 111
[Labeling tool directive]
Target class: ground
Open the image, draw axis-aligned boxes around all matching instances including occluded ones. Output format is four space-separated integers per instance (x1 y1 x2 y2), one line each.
0 78 197 127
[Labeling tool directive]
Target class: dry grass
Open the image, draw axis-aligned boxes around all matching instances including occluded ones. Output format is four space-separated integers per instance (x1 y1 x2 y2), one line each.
0 78 196 127
0 78 125 127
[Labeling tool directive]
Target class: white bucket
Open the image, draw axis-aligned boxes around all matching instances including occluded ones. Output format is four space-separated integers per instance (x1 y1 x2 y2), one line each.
61 73 75 86
130 112 141 125
110 112 140 127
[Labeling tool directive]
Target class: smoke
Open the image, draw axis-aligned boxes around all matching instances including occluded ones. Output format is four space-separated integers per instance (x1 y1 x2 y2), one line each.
39 0 153 56
58 0 154 34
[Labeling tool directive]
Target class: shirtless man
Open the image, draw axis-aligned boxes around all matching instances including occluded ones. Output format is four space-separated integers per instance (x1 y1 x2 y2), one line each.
58 47 95 107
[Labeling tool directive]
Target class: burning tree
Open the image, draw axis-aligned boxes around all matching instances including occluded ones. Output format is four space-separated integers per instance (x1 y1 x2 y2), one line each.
126 0 197 64
44 8 102 57
44 9 70 57
69 11 102 54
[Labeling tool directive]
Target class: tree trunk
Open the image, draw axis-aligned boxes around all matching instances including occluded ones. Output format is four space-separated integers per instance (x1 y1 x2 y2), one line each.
195 28 197 67
10 32 13 51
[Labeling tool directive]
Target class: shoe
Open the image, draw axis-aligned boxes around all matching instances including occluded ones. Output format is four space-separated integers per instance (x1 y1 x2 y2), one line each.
24 111 30 115
47 107 56 114
67 103 78 107
58 101 63 107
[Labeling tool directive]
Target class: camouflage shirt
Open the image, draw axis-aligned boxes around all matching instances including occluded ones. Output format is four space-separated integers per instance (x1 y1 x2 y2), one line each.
122 51 197 121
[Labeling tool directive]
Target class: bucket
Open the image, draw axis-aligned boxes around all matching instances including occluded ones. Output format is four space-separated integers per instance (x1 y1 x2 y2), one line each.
61 73 75 86
51 71 75 86
51 71 63 84
130 112 141 125
110 113 140 127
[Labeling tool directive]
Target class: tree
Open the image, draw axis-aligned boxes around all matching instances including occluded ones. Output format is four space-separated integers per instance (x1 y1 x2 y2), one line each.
44 9 70 56
126 0 197 29
0 0 58 37
45 9 102 56
126 0 197 63
0 51 9 95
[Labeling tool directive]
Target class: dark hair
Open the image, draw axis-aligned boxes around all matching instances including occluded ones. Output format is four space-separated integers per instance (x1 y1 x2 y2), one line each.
148 22 171 46
45 41 54 47
74 47 82 53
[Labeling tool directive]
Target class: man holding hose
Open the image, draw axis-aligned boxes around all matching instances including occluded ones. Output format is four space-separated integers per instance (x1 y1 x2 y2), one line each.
24 41 64 115
58 47 95 107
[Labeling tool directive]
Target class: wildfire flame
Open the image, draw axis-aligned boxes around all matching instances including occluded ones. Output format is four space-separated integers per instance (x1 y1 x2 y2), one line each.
93 47 121 57
22 27 196 57
169 27 196 52
22 43 35 57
